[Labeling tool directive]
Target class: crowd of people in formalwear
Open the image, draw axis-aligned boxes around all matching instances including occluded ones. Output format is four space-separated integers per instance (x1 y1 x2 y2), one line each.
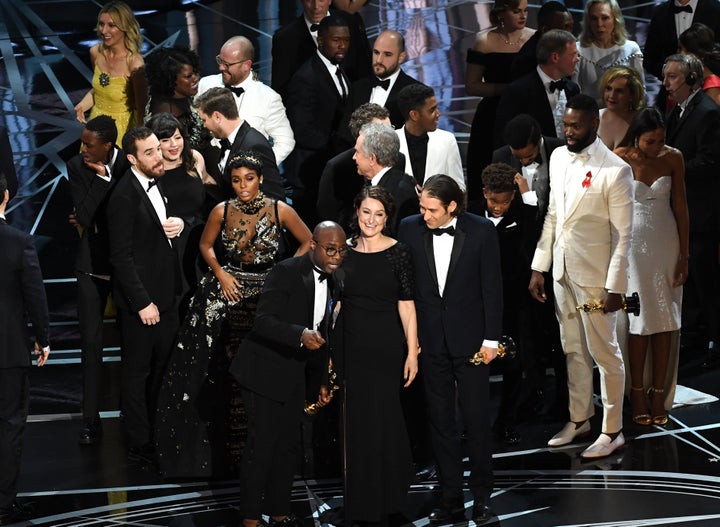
4 0 720 525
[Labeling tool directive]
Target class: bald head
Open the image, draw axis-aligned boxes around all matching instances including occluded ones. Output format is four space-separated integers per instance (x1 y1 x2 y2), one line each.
218 36 254 86
373 30 406 79
310 221 347 273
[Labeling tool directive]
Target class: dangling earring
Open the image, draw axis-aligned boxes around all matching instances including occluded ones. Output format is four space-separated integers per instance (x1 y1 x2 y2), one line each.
499 18 505 29
634 137 638 148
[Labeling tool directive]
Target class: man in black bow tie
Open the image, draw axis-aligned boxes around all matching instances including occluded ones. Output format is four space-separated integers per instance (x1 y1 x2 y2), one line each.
398 175 502 524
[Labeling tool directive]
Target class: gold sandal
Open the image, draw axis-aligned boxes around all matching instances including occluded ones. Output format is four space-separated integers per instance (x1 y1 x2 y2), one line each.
631 386 652 426
649 387 669 426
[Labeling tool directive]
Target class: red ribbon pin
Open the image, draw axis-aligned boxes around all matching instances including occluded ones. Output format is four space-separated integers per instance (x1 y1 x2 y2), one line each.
582 171 592 189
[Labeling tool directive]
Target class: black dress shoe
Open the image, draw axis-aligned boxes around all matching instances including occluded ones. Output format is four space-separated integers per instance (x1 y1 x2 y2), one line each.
415 463 438 481
127 443 156 465
0 500 35 524
493 422 520 445
78 419 102 445
428 500 464 524
471 503 495 524
269 514 304 527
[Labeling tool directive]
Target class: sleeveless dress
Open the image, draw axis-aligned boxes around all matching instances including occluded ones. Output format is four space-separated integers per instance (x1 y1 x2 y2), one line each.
466 50 518 201
334 242 415 522
89 64 136 143
624 176 681 409
155 195 281 478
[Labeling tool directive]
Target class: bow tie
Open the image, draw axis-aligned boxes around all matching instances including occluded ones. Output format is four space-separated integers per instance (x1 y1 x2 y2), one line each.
146 179 158 192
313 266 330 282
310 23 320 32
549 79 567 93
372 78 391 90
225 85 245 97
568 151 590 163
219 137 232 154
672 4 692 13
432 226 455 236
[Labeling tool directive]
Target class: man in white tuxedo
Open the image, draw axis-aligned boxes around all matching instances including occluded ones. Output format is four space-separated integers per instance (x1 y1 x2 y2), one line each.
395 84 465 192
529 94 634 459
197 36 295 164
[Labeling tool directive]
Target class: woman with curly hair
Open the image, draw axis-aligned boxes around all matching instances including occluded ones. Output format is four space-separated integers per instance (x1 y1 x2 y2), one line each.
597 66 646 150
144 46 205 148
74 1 146 143
679 23 720 106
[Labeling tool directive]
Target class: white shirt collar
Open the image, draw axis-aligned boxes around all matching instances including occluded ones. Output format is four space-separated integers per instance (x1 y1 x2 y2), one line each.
371 166 391 186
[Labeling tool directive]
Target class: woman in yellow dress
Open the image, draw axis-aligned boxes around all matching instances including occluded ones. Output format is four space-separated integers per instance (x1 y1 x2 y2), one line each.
74 1 146 144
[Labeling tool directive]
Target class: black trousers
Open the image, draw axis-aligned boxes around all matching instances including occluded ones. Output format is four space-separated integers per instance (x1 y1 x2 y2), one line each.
118 308 178 448
76 271 112 421
0 367 29 510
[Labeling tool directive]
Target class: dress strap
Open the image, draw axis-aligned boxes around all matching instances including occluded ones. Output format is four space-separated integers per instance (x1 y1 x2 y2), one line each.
222 200 229 231
272 198 280 226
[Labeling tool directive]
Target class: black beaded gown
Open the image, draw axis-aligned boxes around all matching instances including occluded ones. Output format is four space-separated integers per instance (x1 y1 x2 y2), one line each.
155 195 280 478
334 242 415 522
466 50 518 201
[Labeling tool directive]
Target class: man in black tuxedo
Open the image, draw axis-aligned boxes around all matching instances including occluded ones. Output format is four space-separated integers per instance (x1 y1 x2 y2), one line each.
286 15 353 227
0 174 50 525
496 29 580 145
644 0 720 111
68 115 130 445
398 175 502 525
195 87 285 202
271 0 371 101
0 126 17 200
662 54 720 366
230 221 346 527
107 127 184 463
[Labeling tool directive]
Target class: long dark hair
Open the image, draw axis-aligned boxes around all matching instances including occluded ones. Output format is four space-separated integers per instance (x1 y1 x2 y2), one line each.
679 23 720 75
349 186 396 246
617 107 665 148
146 112 197 177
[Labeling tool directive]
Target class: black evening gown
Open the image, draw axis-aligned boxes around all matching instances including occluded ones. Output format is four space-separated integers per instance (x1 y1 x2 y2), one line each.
155 196 281 478
335 242 415 522
466 50 518 201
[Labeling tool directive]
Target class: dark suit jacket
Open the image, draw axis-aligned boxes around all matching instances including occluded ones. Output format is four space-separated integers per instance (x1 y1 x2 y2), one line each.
397 213 503 358
68 148 130 275
495 71 580 145
510 32 541 81
316 148 364 232
271 9 372 101
106 170 179 314
344 69 419 132
376 166 419 230
230 253 326 403
665 90 720 233
0 218 50 368
644 0 720 81
0 125 18 200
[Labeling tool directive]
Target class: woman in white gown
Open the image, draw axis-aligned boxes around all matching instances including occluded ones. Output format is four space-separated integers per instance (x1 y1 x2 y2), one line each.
615 108 689 426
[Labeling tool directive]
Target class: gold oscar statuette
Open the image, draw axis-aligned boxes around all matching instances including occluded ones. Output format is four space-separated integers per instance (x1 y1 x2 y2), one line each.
576 292 640 316
469 335 517 366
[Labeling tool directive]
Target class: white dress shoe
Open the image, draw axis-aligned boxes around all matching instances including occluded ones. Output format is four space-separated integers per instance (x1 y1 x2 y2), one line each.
547 421 591 447
580 432 625 459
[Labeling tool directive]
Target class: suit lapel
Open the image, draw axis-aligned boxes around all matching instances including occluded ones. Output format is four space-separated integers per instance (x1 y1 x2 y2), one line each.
133 176 165 234
423 229 439 292
446 219 465 281
301 255 316 328
564 147 608 220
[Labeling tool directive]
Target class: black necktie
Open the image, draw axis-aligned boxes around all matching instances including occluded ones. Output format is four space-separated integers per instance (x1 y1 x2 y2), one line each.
146 179 158 192
549 79 567 93
225 85 244 97
432 226 456 236
219 137 232 155
372 78 391 90
310 23 320 32
672 4 692 13
335 66 347 99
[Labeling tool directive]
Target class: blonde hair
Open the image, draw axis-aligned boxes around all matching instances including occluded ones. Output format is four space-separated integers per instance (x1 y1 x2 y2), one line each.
97 1 143 59
599 66 646 110
579 0 628 47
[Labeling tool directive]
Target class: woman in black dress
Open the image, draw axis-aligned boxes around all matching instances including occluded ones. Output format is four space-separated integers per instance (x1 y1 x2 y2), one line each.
336 186 419 525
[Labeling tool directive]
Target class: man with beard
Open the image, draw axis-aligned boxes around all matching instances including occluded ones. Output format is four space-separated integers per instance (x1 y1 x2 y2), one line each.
528 94 634 459
107 126 184 465
196 36 295 165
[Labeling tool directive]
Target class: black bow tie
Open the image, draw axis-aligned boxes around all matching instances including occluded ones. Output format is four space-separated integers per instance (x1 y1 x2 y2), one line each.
310 23 320 32
432 226 455 236
225 85 245 97
219 138 232 154
673 4 692 13
313 266 330 282
146 179 158 192
372 78 391 90
549 79 567 93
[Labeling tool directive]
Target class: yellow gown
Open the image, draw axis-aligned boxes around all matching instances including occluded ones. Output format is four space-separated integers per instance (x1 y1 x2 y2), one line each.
89 64 136 143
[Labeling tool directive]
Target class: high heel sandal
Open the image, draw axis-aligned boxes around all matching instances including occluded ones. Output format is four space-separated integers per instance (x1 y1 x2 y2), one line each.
630 386 652 426
649 387 669 426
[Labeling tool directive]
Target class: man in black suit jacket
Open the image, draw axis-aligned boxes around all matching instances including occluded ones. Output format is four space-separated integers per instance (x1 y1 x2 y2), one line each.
398 175 502 524
271 0 371 101
107 127 184 462
644 0 720 111
0 126 17 200
0 174 50 525
662 54 720 366
496 29 580 145
230 222 346 527
195 87 285 203
68 116 130 445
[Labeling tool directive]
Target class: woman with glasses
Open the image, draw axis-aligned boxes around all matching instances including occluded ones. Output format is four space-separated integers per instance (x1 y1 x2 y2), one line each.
333 185 419 524
155 152 311 478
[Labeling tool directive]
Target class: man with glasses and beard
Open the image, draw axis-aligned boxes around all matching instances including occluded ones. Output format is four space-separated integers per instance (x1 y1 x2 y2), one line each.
528 94 634 460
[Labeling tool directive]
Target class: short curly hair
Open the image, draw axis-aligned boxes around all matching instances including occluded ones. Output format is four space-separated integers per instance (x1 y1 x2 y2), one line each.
145 46 200 98
348 103 390 139
481 163 517 194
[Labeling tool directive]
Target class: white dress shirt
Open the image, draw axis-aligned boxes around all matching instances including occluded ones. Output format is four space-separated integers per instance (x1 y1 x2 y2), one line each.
369 69 401 108
132 168 171 246
675 0 698 37
312 269 329 330
317 50 348 98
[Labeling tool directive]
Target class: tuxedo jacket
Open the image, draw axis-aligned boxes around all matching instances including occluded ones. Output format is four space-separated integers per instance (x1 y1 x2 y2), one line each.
510 32 541 81
0 219 50 368
491 136 564 237
643 0 720 80
531 138 634 292
230 253 328 403
68 148 130 276
316 147 364 232
376 166 419 228
396 126 465 191
106 170 179 314
197 74 295 164
665 90 720 233
0 125 17 200
495 71 580 145
271 9 372 101
397 213 503 358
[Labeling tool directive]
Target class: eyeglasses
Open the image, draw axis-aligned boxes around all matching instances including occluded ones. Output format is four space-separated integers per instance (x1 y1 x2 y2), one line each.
215 55 249 68
313 241 348 257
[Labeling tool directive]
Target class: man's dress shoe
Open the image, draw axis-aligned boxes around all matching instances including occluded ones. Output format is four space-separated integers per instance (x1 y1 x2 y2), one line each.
428 500 464 524
78 419 102 445
0 500 35 525
472 503 495 524
493 423 520 445
415 463 437 481
580 432 625 459
548 420 591 447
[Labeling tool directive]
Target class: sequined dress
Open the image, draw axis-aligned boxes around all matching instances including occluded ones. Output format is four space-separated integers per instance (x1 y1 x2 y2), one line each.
89 65 137 143
155 195 280 478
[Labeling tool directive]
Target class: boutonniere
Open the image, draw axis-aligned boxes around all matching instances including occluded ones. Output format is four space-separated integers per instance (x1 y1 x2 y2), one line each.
582 171 592 189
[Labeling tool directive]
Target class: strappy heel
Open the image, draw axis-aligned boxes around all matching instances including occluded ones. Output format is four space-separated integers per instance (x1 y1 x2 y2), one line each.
630 386 651 426
649 387 669 426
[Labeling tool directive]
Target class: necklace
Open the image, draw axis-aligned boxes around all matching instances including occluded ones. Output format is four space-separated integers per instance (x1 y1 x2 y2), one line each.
233 192 265 215
501 30 524 46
